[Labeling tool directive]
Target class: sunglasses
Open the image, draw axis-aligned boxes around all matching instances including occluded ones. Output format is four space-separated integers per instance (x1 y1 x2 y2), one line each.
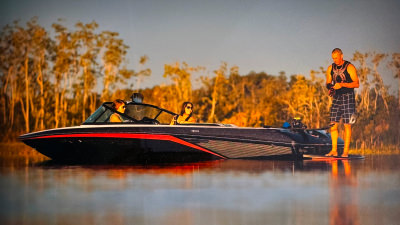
119 105 126 109
186 106 192 109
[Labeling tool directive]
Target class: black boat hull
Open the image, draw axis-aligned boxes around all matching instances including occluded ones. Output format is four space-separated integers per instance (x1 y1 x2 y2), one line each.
19 124 343 163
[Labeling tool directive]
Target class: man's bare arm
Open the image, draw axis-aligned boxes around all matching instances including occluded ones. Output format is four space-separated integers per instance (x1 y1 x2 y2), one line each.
326 65 333 84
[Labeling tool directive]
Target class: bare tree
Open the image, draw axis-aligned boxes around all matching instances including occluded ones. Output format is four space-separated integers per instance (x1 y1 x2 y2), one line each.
389 53 400 110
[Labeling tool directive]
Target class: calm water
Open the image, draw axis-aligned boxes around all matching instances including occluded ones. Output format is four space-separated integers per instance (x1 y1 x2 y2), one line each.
0 147 399 225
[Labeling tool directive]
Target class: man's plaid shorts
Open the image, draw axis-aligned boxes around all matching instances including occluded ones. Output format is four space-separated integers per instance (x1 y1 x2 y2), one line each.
330 92 356 124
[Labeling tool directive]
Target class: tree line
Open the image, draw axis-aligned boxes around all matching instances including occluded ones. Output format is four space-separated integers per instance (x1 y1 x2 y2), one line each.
1 19 399 149
0 18 150 136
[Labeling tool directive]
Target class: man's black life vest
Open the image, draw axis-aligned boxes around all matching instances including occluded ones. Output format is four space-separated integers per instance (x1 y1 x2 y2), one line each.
330 60 354 95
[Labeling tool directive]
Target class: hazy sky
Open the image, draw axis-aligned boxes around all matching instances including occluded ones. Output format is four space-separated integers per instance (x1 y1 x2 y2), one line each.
1 0 400 91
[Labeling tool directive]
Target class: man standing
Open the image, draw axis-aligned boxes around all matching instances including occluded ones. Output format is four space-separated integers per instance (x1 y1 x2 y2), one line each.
325 48 359 157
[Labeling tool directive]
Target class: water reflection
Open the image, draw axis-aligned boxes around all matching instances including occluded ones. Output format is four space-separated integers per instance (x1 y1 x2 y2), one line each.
1 150 400 225
328 160 360 225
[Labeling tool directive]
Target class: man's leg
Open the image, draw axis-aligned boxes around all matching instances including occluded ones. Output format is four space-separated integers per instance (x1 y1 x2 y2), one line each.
342 124 352 157
326 123 339 156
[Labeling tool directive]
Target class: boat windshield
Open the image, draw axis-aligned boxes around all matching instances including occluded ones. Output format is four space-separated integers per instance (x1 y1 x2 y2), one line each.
83 102 177 125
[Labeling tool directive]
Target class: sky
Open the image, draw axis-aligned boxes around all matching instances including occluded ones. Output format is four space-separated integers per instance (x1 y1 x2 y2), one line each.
1 0 400 92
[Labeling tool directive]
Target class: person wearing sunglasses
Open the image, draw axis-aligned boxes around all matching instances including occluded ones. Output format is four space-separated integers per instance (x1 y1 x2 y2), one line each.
171 102 196 125
110 99 126 122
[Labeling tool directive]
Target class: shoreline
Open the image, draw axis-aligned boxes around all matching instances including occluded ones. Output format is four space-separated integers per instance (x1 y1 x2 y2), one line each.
1 142 399 158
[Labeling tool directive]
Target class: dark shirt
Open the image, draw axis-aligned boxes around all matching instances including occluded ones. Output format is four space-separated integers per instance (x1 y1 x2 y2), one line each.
331 60 354 95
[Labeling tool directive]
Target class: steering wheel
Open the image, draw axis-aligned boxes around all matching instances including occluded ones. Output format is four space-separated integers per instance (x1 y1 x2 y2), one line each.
139 117 160 125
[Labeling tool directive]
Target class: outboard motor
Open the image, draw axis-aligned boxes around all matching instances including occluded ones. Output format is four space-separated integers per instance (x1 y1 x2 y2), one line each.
291 117 307 129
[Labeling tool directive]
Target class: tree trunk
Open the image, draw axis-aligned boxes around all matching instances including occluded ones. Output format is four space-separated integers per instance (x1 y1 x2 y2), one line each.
398 77 400 110
101 64 109 102
37 60 45 130
82 65 88 121
2 66 13 125
54 79 60 128
208 75 219 123
23 55 30 133
61 73 68 127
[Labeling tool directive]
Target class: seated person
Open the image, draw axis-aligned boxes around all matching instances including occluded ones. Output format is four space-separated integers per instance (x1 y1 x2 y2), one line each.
171 102 197 125
131 92 144 103
110 99 126 122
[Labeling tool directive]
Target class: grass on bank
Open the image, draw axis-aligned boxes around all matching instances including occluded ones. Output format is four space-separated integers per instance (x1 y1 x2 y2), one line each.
0 142 50 165
348 146 400 155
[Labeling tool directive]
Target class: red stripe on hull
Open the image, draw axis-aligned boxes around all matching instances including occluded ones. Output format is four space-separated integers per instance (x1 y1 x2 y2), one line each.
25 133 226 159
